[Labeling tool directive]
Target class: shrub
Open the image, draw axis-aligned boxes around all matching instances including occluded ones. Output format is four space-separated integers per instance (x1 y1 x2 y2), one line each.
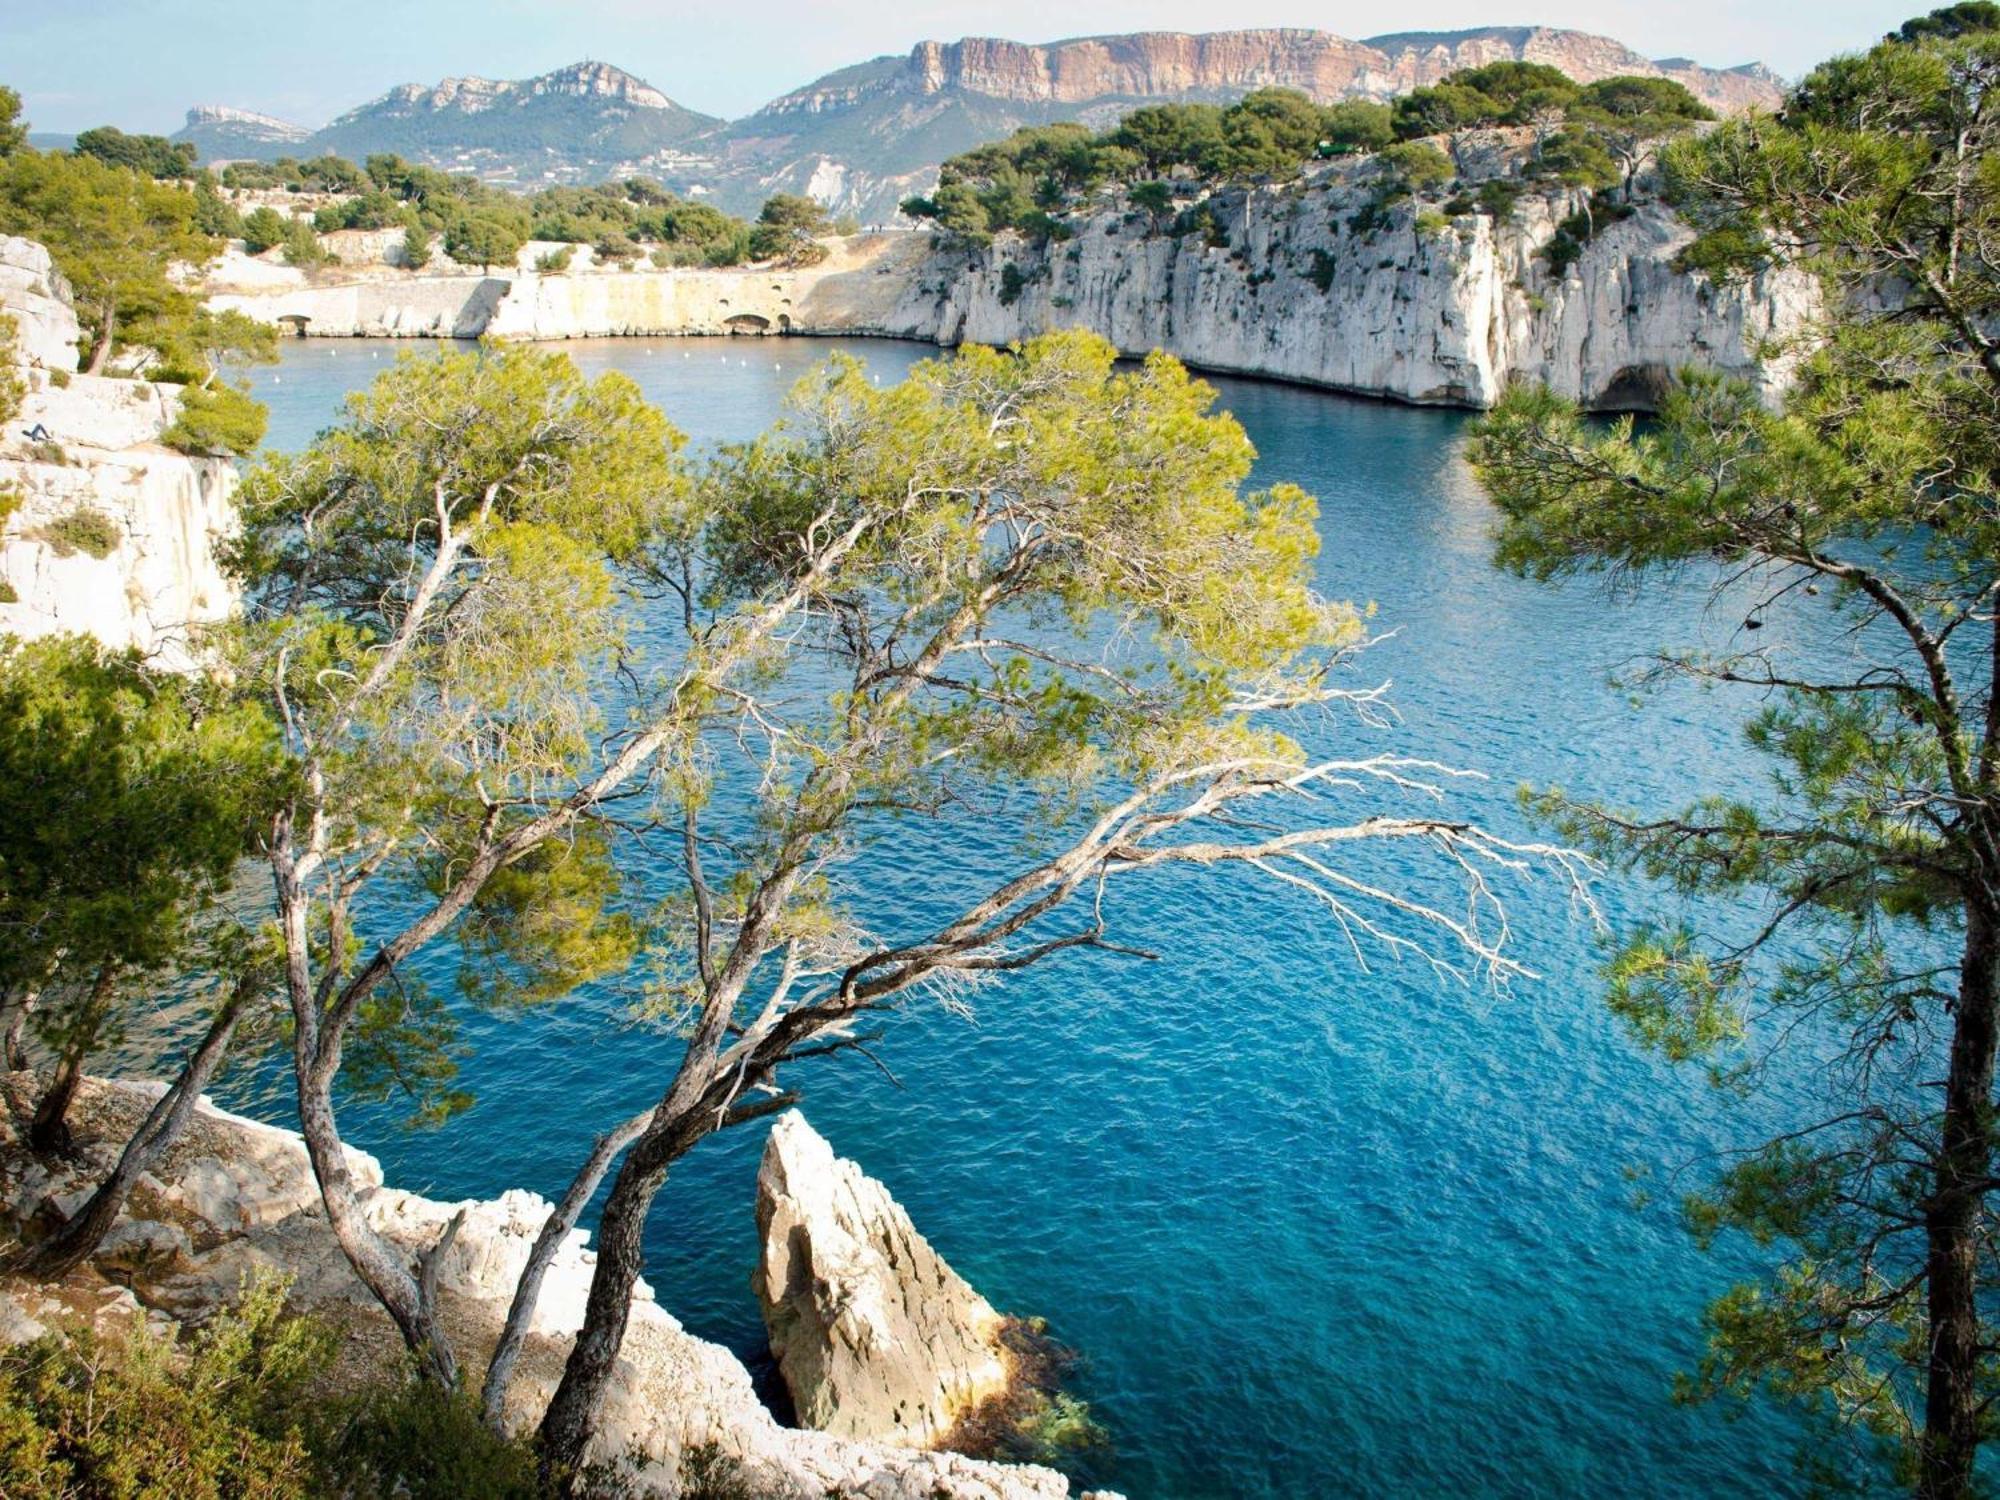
0 1277 552 1500
319 1379 541 1500
0 1277 324 1499
33 506 121 559
280 217 327 268
535 245 576 273
1304 248 1338 292
998 262 1029 306
1414 209 1452 237
1477 179 1523 220
1377 141 1455 194
402 222 433 271
680 1441 759 1500
239 205 288 255
0 312 19 424
163 381 267 457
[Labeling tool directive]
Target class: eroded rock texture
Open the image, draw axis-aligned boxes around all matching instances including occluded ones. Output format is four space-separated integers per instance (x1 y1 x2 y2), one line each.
754 1111 1013 1448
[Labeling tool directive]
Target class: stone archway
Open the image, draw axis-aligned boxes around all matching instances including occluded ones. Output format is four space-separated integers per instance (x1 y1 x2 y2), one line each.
276 314 312 338
724 313 773 335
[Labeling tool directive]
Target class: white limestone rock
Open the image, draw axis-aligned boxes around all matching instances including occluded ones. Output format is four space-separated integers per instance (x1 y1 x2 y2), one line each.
204 153 1817 416
0 236 242 668
0 235 80 371
0 1075 1071 1500
753 1110 1013 1449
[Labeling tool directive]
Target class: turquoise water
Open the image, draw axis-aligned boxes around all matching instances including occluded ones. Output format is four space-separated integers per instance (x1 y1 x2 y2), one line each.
237 337 1854 1498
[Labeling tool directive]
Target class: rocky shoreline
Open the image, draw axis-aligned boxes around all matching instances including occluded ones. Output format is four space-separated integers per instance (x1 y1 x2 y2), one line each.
204 137 1816 414
0 1075 1110 1499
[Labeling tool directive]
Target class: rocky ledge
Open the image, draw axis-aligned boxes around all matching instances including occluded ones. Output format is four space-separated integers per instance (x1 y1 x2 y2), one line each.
0 1075 1082 1499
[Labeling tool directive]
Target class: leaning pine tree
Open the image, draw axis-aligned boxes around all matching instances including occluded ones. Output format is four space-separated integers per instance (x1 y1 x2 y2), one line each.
231 332 1584 1482
1471 9 2000 1496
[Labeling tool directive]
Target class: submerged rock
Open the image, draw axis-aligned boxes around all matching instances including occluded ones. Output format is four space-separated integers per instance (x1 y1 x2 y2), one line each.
753 1110 1017 1448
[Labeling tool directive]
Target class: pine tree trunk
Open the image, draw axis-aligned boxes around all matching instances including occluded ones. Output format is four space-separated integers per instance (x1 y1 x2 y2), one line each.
1919 892 2000 1500
536 1104 710 1488
28 962 117 1155
482 1107 652 1428
83 305 113 376
21 988 247 1278
294 1040 459 1387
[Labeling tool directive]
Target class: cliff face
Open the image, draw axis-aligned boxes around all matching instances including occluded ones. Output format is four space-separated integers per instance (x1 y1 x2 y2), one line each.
208 164 1814 415
891 28 1777 112
0 236 240 670
754 1112 1013 1448
899 177 1816 410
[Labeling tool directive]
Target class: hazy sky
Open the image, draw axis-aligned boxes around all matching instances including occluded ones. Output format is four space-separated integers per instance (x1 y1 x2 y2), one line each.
3 0 1924 135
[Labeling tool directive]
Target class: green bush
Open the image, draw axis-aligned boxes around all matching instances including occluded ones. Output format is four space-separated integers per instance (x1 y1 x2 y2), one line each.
163 382 267 457
998 262 1030 306
0 1278 554 1500
0 312 20 425
1414 209 1452 237
239 206 289 256
280 218 327 268
33 507 121 559
0 1277 323 1499
402 221 433 271
321 1379 541 1500
535 245 575 273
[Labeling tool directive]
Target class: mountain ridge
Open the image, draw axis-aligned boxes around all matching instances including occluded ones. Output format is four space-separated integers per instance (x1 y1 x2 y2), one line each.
170 28 1787 217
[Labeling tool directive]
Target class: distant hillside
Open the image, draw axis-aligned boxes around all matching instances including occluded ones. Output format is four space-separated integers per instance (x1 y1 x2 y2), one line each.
170 28 1785 217
174 106 312 161
172 62 718 186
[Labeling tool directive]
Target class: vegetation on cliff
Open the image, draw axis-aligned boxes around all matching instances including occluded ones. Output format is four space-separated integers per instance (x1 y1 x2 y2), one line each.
216 151 791 270
0 1276 550 1499
1471 5 2000 1494
900 63 1711 244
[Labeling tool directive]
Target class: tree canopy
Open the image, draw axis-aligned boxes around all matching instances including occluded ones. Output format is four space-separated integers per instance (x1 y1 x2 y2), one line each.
902 68 1714 241
1470 8 2000 1495
0 147 221 372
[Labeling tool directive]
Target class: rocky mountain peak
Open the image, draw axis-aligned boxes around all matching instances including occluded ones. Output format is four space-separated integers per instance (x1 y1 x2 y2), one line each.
182 104 310 136
344 60 685 122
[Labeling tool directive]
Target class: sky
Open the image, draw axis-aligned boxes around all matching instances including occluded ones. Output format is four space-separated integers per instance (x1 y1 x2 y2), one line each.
1 0 1926 135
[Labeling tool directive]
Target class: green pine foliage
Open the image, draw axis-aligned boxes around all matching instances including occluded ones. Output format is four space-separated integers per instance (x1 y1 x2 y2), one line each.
1469 8 2000 1491
902 67 1710 242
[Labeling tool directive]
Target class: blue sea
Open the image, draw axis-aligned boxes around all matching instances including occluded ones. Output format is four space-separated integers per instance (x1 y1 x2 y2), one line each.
230 335 1871 1498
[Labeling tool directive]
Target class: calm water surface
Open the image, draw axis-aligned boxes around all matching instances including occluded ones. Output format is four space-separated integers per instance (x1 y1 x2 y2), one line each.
234 336 1859 1498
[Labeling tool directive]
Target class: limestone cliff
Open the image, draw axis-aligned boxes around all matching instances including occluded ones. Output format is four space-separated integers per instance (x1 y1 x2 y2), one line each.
884 29 1777 112
209 152 1816 414
0 237 239 669
0 1076 1074 1500
753 1111 1014 1448
900 170 1817 410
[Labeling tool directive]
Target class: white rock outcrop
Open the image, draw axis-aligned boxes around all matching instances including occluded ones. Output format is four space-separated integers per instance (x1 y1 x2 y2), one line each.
0 236 240 668
907 172 1817 411
0 1076 1071 1500
205 151 1817 414
754 1111 1014 1449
